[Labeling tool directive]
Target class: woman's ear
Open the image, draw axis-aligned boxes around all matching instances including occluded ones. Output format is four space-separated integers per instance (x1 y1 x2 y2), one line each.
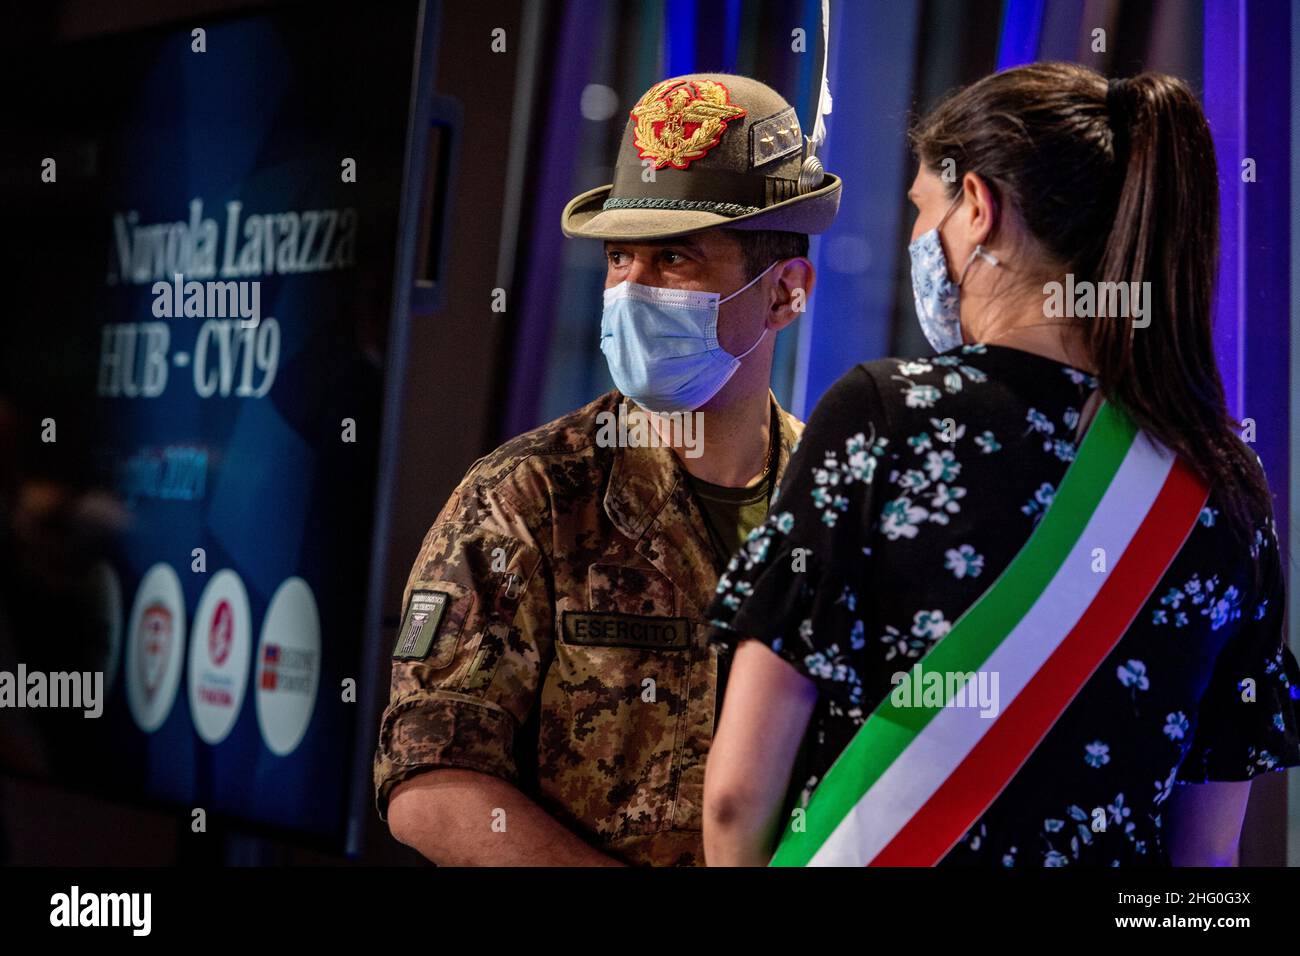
961 171 999 247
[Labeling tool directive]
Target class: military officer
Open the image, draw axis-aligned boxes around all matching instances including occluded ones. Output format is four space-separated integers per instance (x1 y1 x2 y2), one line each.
374 72 841 865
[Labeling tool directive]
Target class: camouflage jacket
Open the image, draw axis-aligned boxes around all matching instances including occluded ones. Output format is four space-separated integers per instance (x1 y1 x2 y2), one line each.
374 389 802 865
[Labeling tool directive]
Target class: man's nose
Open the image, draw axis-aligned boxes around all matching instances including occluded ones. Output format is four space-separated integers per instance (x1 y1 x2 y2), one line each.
625 256 657 286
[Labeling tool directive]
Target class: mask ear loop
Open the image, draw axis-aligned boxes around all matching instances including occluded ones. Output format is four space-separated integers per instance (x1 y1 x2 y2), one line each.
720 257 782 359
957 245 1000 285
936 190 965 229
732 324 769 360
719 258 781 304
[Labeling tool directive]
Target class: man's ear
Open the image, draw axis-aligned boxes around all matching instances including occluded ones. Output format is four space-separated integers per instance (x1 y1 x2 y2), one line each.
768 258 815 331
961 172 999 246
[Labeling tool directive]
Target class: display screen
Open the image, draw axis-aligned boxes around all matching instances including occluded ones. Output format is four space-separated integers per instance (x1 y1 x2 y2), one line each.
1 1 419 846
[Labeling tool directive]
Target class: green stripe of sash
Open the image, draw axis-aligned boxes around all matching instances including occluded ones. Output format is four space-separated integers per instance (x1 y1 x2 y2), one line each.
770 400 1138 866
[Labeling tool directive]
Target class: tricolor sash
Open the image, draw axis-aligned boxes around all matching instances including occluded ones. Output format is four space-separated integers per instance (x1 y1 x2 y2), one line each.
770 399 1210 867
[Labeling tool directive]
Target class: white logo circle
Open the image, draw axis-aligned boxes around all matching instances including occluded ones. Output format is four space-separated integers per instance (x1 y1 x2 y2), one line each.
125 563 186 733
187 569 252 744
254 577 321 756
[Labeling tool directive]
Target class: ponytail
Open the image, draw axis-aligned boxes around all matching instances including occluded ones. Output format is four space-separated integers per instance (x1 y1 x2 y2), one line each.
911 62 1274 580
1091 72 1272 572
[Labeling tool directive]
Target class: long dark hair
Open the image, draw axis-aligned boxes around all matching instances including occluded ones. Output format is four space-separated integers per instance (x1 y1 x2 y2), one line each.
910 61 1273 562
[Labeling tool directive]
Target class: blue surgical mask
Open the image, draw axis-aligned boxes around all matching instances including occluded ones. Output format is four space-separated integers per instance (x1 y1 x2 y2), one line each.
908 192 1000 352
600 259 778 413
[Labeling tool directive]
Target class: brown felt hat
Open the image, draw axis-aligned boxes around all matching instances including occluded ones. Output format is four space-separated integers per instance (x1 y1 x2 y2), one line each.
561 73 841 241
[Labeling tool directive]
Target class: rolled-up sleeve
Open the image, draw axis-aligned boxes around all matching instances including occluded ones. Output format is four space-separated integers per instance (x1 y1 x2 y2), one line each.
373 476 551 821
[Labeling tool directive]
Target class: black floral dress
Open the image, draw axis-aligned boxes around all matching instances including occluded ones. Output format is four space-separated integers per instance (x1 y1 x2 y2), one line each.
706 343 1300 866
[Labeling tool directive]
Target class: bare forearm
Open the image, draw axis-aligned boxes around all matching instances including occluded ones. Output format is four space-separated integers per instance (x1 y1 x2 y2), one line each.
704 793 784 866
703 640 819 866
388 768 626 866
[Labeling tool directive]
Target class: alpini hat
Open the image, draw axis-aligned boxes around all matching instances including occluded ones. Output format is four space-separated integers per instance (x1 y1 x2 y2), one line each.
561 72 841 241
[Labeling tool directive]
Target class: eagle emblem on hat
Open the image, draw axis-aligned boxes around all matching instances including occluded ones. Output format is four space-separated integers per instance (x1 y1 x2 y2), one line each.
629 78 748 170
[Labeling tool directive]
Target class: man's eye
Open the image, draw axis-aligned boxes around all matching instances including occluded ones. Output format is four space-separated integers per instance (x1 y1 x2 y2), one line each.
661 250 683 265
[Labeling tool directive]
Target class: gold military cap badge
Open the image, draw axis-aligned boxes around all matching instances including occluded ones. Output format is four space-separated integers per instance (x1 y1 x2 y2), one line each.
629 78 748 170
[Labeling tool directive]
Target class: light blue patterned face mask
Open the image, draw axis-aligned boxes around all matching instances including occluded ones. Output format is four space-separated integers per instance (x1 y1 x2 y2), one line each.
908 192 1000 352
600 260 778 413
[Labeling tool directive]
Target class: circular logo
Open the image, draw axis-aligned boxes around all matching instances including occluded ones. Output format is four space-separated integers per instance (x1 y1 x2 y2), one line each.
255 577 321 757
187 570 252 745
125 563 186 733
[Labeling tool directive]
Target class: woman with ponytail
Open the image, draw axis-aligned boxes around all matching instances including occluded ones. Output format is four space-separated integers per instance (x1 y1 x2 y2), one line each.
701 62 1300 867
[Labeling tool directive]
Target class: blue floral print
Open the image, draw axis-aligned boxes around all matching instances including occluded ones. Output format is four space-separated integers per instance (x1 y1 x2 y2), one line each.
944 544 985 578
1085 741 1111 768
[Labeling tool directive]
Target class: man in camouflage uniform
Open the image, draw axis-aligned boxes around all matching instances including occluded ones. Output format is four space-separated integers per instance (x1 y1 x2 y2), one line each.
374 73 841 865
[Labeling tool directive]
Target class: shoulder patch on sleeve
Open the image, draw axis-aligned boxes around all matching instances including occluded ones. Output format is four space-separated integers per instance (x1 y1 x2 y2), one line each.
393 589 453 660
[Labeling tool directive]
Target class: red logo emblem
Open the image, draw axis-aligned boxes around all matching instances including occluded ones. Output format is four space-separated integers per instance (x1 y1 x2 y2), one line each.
261 643 280 690
138 602 173 698
208 600 233 666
